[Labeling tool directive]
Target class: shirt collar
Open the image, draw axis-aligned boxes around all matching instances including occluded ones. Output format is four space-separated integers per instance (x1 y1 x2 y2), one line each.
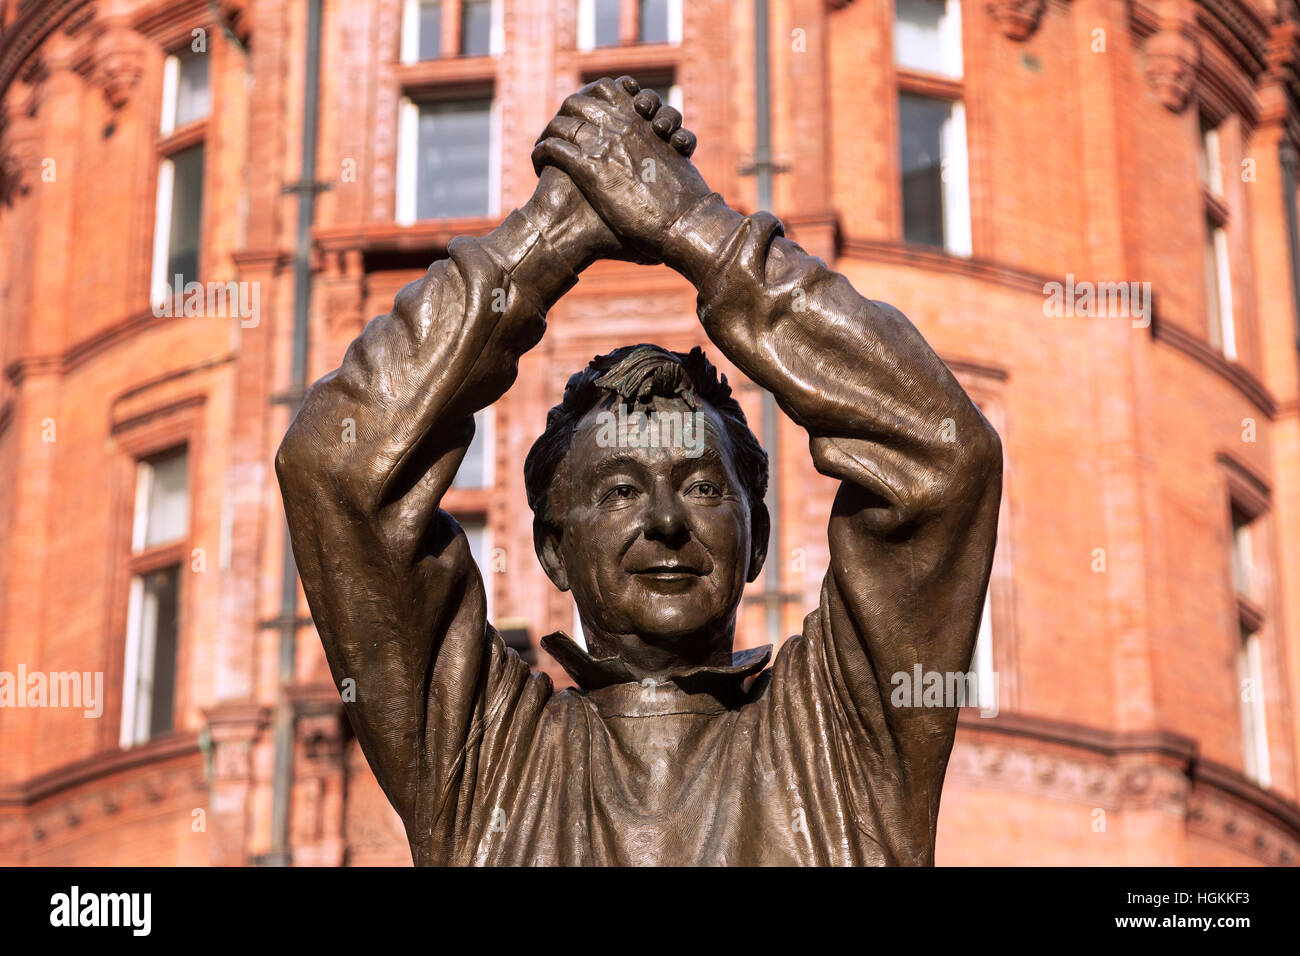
540 631 772 716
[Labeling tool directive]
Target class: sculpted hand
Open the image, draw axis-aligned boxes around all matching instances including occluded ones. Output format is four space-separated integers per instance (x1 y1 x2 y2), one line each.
531 76 711 262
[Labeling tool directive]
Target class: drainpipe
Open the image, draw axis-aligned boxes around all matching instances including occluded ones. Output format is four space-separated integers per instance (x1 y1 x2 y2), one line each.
753 0 783 648
264 0 326 867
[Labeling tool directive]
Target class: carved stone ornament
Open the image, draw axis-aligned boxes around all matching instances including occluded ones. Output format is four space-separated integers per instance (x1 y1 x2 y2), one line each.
1144 25 1200 113
91 28 144 112
0 112 39 206
988 0 1046 41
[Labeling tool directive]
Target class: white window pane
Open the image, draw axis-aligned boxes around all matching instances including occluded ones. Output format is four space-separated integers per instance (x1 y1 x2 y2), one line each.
138 448 190 549
573 601 587 651
971 586 995 710
1231 516 1253 597
940 101 971 256
900 94 968 255
461 0 491 55
1239 630 1270 787
894 0 961 77
174 53 210 127
143 566 181 737
1200 120 1223 195
453 410 491 488
1204 220 1222 349
594 0 620 47
640 0 670 43
1213 227 1236 359
166 145 204 287
419 0 442 59
122 565 181 746
461 516 492 619
900 93 948 248
416 98 492 219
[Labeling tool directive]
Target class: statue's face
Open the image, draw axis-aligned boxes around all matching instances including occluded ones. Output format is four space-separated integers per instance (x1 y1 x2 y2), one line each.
546 394 757 661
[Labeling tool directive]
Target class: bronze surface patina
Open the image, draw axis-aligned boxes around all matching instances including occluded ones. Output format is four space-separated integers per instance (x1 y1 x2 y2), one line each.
276 77 1003 866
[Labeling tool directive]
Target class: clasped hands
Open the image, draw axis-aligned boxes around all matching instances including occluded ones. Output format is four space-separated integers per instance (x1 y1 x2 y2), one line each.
526 75 718 275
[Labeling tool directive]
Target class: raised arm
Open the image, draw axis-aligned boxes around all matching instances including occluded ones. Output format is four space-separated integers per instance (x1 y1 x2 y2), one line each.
274 166 624 842
667 199 1002 754
534 77 1002 861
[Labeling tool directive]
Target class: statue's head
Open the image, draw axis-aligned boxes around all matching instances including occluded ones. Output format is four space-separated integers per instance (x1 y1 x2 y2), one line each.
525 345 769 676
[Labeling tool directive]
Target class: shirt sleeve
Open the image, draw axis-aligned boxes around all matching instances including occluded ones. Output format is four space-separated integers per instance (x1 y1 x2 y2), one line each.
689 208 1003 864
275 210 574 862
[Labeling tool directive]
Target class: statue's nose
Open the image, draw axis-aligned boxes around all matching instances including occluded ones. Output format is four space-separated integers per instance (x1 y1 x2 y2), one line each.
644 487 689 547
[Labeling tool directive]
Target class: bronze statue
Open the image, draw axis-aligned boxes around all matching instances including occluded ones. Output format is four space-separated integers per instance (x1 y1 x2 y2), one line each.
276 77 1002 865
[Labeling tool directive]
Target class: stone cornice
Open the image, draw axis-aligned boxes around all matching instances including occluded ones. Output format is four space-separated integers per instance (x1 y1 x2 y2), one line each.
0 731 200 807
839 236 1058 296
1150 314 1278 417
954 711 1300 864
3 306 238 386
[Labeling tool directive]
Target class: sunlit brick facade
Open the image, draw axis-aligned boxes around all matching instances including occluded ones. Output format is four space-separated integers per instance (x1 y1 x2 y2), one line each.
2 0 1300 865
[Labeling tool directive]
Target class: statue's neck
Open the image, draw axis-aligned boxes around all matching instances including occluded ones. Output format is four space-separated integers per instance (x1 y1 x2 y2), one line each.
581 620 736 681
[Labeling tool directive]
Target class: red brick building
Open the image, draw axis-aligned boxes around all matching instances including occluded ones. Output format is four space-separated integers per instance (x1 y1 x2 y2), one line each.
2 0 1299 865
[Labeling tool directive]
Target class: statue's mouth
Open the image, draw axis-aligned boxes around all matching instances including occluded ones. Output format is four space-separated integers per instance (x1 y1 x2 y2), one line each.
632 563 705 583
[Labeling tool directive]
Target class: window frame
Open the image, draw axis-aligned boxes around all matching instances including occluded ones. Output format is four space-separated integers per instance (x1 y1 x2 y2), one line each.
1219 454 1274 789
396 88 500 224
578 0 682 51
892 0 972 257
107 401 204 753
401 0 502 63
151 48 211 309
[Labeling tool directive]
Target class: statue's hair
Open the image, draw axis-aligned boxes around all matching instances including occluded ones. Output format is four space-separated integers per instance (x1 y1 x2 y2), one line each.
524 344 768 525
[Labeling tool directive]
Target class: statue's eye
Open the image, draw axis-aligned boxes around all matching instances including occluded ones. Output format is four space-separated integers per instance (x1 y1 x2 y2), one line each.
690 482 722 498
601 484 638 504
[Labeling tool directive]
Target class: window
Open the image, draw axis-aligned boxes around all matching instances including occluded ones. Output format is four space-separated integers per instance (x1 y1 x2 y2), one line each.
453 410 493 488
461 0 492 55
1239 625 1270 787
899 94 970 255
1230 509 1253 598
402 0 442 61
894 0 962 77
120 448 189 748
1198 117 1223 196
894 0 970 256
397 95 496 222
152 52 209 305
401 0 498 62
579 0 681 50
155 146 204 293
1227 502 1269 787
1199 114 1236 359
160 51 210 135
589 0 620 48
638 0 672 44
1204 217 1235 359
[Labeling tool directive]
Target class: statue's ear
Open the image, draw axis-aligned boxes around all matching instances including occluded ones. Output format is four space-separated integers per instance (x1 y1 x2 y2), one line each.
534 517 569 592
746 500 770 583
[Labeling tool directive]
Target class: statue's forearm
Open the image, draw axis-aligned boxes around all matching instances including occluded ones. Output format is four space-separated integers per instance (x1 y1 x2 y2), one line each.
279 174 606 526
663 197 998 523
